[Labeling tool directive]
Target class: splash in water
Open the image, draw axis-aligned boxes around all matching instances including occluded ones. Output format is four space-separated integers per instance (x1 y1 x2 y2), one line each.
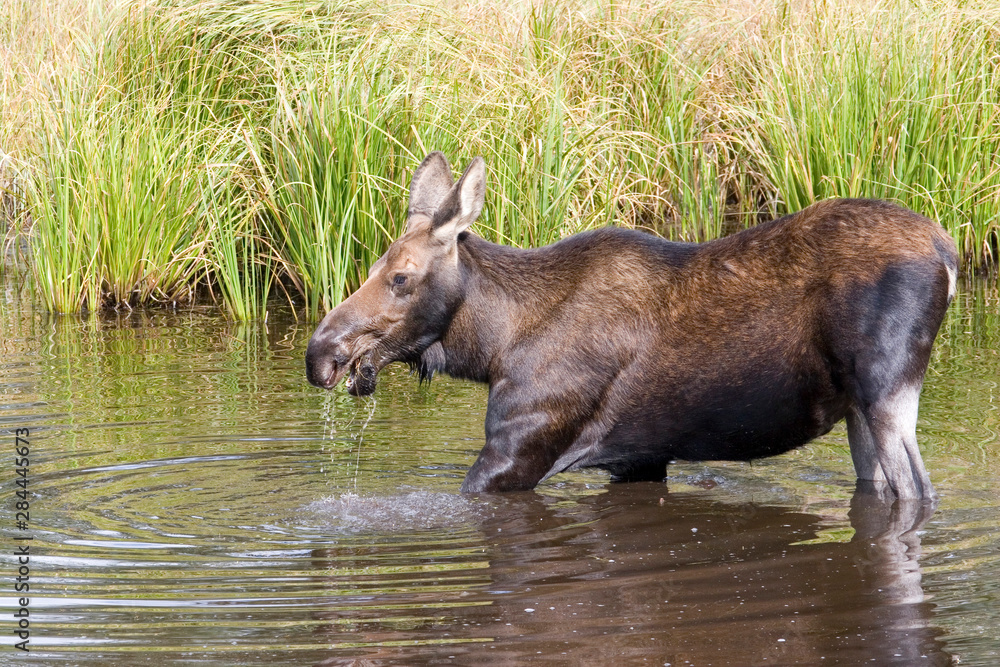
309 490 483 532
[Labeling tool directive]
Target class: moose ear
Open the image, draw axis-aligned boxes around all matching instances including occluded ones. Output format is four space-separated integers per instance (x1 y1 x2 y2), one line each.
432 156 486 241
408 152 454 225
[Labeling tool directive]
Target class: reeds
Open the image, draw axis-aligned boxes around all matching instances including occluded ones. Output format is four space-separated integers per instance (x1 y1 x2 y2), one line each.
730 2 1000 267
5 0 1000 320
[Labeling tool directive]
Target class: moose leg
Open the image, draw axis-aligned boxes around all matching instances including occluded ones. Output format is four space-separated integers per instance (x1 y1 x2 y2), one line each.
848 384 934 500
462 406 565 493
461 446 549 493
461 381 583 493
846 406 886 483
836 262 949 500
460 409 565 493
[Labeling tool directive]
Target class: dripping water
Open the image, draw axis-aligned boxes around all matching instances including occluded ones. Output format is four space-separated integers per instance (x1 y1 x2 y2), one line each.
353 395 377 492
319 389 378 493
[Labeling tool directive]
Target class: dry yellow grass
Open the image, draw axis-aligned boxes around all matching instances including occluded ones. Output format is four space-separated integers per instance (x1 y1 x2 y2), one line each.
5 0 1000 317
1 0 114 154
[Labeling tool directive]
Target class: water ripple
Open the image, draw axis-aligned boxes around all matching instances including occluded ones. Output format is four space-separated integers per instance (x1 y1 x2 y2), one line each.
1 277 999 664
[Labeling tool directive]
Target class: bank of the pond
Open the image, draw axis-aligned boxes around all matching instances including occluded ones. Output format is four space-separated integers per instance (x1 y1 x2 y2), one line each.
3 0 1000 319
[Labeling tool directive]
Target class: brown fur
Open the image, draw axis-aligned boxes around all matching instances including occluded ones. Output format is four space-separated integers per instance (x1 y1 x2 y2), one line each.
306 153 958 499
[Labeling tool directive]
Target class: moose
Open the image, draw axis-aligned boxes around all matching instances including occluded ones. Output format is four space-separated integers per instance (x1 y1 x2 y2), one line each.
306 152 958 499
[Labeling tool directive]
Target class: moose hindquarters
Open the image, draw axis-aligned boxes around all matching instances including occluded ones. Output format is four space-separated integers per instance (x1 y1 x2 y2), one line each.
831 258 955 501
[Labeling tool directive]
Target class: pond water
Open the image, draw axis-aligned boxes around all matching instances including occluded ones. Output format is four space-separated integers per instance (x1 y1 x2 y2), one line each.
1 274 999 666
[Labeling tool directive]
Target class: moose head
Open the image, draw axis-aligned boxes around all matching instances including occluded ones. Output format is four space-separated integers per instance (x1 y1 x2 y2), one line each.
305 152 485 396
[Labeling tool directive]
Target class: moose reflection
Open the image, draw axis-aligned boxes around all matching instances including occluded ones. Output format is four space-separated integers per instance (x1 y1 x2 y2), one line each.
307 485 951 666
307 152 957 499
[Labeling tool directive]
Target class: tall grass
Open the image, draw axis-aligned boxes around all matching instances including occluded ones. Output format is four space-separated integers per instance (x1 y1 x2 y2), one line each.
21 0 292 314
731 3 1000 266
6 0 1000 320
266 46 407 316
202 134 274 322
0 0 110 160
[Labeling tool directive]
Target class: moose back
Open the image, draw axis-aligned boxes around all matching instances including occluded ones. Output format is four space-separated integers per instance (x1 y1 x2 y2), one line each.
306 152 958 499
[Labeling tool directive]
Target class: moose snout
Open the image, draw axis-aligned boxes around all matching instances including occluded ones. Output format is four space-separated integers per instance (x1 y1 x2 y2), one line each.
305 330 351 390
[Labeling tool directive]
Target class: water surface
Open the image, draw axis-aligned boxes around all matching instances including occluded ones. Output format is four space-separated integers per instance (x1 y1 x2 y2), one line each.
1 278 998 665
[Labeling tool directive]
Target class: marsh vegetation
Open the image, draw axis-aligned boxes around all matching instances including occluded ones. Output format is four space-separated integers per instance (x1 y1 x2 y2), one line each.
3 0 999 319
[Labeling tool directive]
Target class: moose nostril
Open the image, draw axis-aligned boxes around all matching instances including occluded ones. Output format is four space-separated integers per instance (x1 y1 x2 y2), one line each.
305 331 352 380
328 341 352 365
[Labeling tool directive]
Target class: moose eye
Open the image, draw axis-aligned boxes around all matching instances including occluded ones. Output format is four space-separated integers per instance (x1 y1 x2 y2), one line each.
392 274 407 287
